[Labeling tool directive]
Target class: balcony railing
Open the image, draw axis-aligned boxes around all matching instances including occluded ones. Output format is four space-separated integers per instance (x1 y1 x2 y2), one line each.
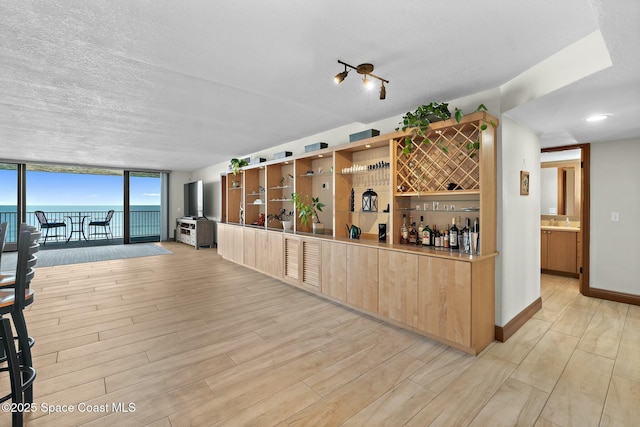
0 210 160 244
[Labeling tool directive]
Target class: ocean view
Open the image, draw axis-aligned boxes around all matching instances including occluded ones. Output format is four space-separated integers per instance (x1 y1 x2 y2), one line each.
0 205 161 241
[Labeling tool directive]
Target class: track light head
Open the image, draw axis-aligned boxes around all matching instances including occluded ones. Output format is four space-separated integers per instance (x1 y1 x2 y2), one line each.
379 82 386 100
363 75 374 90
334 70 348 84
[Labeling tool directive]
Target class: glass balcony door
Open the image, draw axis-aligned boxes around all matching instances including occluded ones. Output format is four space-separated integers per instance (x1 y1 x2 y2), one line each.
0 163 20 250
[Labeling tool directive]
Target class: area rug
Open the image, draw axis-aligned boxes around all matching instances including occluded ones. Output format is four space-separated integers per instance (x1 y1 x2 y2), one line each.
1 243 172 269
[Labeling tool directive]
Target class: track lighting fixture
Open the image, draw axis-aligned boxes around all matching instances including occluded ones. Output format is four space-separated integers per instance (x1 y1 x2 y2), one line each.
334 59 389 100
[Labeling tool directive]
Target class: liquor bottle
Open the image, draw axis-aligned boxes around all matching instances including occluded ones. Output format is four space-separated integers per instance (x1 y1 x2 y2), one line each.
471 217 480 254
422 222 432 247
409 221 418 245
431 224 437 246
418 216 425 245
400 214 409 244
443 230 450 248
449 218 459 250
434 227 441 248
461 218 470 253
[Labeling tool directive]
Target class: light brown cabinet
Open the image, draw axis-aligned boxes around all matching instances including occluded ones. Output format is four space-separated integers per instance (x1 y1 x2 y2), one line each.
541 229 577 274
321 241 347 301
378 249 419 328
217 114 499 354
255 229 283 279
346 245 379 313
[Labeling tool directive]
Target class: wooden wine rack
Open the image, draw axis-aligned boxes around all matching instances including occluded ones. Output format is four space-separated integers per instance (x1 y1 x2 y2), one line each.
394 119 485 195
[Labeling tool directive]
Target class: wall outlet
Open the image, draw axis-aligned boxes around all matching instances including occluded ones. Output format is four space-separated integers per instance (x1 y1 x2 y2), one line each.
611 212 620 222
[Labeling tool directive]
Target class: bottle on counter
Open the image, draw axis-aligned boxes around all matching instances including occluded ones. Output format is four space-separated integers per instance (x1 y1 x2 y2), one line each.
422 222 432 247
434 227 441 248
400 214 409 244
418 216 425 245
462 218 471 253
409 221 418 245
449 217 459 250
443 230 450 249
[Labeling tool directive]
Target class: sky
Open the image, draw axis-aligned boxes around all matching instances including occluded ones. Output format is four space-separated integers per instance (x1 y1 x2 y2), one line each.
0 170 160 206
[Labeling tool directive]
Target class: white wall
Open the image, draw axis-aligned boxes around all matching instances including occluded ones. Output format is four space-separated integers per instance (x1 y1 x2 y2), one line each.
496 116 541 326
590 138 640 295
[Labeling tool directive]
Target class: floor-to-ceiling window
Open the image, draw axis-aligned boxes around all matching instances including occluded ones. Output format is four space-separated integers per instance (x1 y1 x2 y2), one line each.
1 162 168 249
0 162 19 249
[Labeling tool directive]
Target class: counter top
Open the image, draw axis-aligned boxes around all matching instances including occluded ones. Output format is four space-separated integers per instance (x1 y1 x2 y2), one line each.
541 226 580 232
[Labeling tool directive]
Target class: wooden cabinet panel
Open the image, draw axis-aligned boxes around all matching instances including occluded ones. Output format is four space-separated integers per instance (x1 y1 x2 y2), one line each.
321 241 347 302
243 228 256 268
346 245 379 313
541 230 577 274
417 257 471 347
547 231 577 273
378 249 418 327
227 225 244 264
217 223 227 258
540 230 549 270
254 230 283 278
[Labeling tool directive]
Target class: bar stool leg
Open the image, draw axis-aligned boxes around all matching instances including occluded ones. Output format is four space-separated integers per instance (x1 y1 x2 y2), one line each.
0 318 23 426
11 311 34 404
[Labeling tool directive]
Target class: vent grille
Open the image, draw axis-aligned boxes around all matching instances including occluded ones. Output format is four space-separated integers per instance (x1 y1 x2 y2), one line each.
302 240 320 288
285 238 299 280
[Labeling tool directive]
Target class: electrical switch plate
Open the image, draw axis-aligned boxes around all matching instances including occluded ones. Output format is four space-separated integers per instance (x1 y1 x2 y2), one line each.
611 212 620 222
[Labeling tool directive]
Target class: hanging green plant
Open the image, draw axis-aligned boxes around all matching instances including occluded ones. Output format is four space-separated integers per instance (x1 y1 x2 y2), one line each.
229 158 249 175
396 103 496 155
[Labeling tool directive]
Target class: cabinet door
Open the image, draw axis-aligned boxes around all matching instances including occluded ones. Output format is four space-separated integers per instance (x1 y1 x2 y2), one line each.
244 228 257 268
547 231 577 273
346 245 379 313
321 241 347 302
217 223 228 258
378 249 418 327
417 257 471 347
540 231 549 270
256 230 284 278
227 225 244 264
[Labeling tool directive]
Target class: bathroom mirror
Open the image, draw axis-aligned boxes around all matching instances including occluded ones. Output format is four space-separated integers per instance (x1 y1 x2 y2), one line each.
540 150 581 217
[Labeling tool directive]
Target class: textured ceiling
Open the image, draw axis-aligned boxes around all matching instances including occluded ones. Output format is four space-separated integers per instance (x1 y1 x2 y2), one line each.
0 0 638 172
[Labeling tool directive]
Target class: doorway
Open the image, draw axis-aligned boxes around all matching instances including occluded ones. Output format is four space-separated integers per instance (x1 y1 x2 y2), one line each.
541 144 590 295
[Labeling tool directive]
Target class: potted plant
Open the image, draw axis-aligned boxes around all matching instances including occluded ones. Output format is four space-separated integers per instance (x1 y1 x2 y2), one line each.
229 158 249 175
397 103 494 155
291 192 325 234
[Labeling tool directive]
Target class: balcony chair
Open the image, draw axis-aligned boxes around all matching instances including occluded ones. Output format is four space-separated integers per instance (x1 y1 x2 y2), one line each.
0 227 40 425
34 210 66 244
88 209 115 240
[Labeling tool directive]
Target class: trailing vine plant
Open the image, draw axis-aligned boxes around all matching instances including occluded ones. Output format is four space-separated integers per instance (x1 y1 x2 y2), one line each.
396 102 497 155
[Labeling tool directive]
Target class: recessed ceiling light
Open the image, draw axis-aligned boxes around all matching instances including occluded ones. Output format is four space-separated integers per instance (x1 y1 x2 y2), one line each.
586 114 612 122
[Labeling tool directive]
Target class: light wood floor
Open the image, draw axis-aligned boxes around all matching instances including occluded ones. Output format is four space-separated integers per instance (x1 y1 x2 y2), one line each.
1 242 638 426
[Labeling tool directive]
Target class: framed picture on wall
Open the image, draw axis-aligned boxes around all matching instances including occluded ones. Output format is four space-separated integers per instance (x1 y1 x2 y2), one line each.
520 170 530 195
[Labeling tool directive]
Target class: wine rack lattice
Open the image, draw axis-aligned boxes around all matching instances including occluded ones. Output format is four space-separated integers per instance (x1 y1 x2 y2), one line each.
395 121 482 193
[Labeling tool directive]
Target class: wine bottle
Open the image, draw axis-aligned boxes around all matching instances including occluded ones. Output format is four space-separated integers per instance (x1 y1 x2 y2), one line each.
434 227 441 248
443 230 450 248
462 218 470 253
449 217 459 250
